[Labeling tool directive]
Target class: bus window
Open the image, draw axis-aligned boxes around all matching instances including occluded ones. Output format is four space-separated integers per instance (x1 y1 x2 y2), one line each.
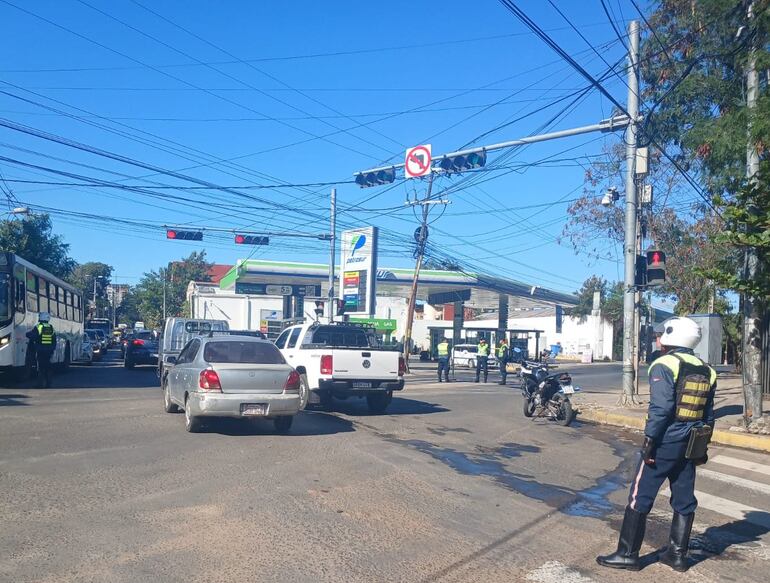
39 279 48 313
64 291 71 320
26 273 38 313
0 272 10 322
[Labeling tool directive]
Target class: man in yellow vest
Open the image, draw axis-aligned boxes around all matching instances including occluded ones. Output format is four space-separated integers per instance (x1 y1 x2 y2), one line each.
436 338 450 383
475 338 490 383
496 338 510 385
26 312 56 388
597 317 716 573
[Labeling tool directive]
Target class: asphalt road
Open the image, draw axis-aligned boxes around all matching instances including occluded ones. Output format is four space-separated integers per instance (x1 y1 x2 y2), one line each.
1 352 768 582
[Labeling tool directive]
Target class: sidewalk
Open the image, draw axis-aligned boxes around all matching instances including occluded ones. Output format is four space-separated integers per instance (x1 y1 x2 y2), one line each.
574 372 770 453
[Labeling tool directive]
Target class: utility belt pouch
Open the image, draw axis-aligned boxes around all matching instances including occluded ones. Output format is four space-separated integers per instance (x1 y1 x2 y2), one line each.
685 425 712 460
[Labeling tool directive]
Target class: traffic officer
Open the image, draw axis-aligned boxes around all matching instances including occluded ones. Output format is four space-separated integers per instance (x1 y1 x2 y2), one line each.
597 317 717 573
475 338 490 383
496 338 510 385
436 338 450 383
26 311 56 388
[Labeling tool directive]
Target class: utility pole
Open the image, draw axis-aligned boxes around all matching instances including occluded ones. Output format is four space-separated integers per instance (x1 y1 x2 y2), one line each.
743 0 763 426
328 188 337 322
162 268 167 322
621 20 641 406
402 173 448 371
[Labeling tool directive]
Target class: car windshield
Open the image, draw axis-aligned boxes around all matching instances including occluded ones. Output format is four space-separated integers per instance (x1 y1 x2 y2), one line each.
203 341 285 364
0 273 9 321
86 332 98 341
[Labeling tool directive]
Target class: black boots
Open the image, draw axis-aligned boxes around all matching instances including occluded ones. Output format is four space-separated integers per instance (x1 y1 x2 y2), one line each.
659 512 694 572
597 506 648 571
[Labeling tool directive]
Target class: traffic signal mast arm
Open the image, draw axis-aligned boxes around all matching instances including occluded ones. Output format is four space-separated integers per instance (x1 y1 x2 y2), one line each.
164 225 332 241
354 114 631 184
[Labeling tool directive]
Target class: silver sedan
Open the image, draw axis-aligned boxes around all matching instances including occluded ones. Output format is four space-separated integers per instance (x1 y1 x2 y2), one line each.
163 335 302 433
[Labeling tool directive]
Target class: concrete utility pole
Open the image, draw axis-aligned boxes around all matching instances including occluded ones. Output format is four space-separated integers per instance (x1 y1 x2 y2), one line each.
402 173 448 371
328 188 337 322
743 0 763 426
621 20 641 406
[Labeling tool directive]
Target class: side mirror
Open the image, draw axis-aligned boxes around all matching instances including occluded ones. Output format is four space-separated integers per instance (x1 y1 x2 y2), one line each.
166 356 177 365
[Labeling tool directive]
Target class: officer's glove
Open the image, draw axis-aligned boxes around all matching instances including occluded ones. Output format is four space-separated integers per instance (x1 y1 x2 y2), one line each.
641 436 656 466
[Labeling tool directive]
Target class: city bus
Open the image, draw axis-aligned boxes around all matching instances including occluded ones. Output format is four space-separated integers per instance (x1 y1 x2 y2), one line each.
0 252 84 378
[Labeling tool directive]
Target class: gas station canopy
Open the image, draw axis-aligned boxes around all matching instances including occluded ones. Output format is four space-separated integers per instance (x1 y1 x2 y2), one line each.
218 259 577 310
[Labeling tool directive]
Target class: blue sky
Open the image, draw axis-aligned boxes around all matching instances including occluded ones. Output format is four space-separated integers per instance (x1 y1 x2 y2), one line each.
0 0 658 298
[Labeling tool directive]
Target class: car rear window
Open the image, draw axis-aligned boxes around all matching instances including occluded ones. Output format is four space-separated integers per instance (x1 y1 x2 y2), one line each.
303 325 379 348
203 341 286 364
135 331 154 341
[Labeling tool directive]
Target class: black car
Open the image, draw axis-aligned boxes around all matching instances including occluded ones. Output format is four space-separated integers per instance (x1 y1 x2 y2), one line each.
124 331 159 369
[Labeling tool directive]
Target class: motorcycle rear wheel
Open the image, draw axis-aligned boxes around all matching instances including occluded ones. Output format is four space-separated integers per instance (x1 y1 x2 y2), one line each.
557 398 573 426
522 396 536 417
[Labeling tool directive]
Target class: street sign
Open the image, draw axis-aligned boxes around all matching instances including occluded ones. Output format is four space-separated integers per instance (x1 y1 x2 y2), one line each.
339 227 378 316
405 144 432 178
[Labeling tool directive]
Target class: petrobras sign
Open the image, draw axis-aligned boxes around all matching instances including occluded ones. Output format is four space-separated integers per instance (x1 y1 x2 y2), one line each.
339 226 378 316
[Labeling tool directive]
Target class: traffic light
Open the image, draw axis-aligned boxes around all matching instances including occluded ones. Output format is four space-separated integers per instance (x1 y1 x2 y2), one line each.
234 234 269 245
314 300 325 318
335 299 346 316
646 248 666 286
354 168 396 188
635 254 647 287
166 229 203 241
438 150 487 174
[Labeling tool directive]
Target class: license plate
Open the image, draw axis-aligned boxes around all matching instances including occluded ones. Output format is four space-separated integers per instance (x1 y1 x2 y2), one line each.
352 382 372 389
561 385 575 394
241 403 268 416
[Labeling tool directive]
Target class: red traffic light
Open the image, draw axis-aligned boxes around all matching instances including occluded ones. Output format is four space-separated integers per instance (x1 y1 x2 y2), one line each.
234 234 269 245
235 234 245 244
166 229 177 239
649 251 663 266
166 229 203 241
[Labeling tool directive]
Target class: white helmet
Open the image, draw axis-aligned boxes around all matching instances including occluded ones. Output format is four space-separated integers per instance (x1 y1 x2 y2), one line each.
39 312 50 323
660 317 701 349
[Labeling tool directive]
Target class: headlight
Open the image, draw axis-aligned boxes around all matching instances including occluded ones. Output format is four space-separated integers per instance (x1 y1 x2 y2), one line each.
0 334 10 346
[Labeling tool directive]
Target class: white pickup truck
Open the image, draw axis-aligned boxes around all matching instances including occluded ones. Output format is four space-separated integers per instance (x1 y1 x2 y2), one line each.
275 322 405 414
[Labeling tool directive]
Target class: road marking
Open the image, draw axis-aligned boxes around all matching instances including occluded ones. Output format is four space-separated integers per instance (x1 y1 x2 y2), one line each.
525 561 596 583
661 488 770 529
711 455 770 477
699 468 770 495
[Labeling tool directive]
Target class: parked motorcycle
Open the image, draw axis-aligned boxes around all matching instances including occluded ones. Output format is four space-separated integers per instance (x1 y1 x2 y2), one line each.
519 360 578 426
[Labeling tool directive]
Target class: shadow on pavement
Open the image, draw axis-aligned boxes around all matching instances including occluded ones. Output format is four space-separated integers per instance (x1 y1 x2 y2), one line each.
689 511 770 566
329 396 449 416
0 393 29 406
203 411 355 436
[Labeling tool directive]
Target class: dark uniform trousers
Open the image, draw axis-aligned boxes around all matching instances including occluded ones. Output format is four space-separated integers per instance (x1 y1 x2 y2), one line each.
437 357 449 381
475 356 488 382
628 439 697 515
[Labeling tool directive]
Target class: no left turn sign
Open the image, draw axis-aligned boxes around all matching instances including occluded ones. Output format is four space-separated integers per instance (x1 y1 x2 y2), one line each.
405 144 432 178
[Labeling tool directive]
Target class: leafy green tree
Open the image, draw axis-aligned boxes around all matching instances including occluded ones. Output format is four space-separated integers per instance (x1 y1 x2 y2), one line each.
0 214 75 278
569 276 608 322
68 262 113 319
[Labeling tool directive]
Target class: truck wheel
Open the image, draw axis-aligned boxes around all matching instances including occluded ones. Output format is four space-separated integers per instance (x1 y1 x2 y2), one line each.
366 391 392 414
274 416 293 434
299 374 310 410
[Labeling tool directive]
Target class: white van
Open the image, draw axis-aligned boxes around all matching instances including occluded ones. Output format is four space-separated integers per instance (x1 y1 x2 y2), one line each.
157 318 229 385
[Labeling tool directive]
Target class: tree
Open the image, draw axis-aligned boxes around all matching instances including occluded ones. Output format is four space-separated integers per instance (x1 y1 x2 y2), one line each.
569 276 608 322
68 262 113 319
0 214 75 278
129 251 212 329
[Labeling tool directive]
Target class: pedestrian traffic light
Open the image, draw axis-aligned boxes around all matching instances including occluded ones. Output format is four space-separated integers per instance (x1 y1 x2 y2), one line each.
234 234 269 245
635 254 647 287
314 300 325 318
438 150 487 174
166 229 203 241
646 248 666 286
354 168 396 188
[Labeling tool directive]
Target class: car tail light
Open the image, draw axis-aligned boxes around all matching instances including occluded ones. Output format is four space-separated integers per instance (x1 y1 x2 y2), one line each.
320 354 333 375
398 356 406 376
284 370 301 393
199 369 222 391
132 339 145 346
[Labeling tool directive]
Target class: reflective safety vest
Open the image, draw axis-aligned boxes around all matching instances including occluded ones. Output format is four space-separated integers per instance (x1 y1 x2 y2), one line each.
496 344 508 358
478 343 490 356
37 323 54 346
649 352 717 422
437 341 449 357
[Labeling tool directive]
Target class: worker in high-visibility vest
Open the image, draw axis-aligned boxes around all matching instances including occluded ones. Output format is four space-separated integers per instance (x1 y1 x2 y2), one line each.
436 339 450 383
475 338 490 383
597 317 717 573
26 312 57 388
496 338 510 385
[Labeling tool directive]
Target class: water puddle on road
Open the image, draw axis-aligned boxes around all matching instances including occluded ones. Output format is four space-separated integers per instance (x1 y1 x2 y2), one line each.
388 425 639 520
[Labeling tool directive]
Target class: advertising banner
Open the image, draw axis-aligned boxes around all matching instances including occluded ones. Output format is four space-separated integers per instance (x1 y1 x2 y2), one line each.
339 226 378 316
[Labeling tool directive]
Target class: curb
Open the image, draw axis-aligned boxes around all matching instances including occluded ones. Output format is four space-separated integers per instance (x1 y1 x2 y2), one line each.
577 408 770 454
